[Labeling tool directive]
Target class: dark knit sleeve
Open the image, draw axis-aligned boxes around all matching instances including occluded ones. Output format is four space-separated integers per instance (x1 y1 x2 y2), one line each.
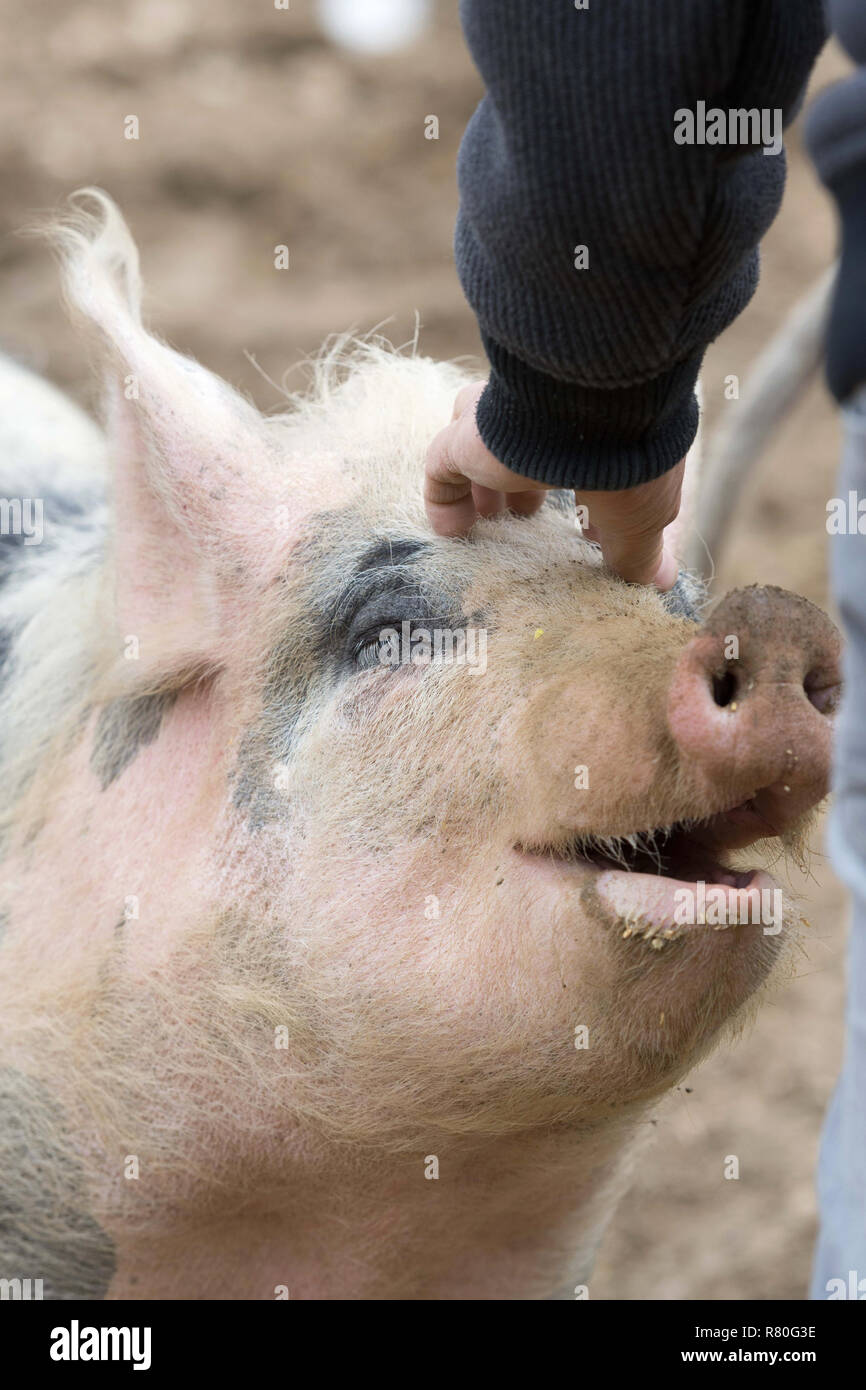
455 0 827 489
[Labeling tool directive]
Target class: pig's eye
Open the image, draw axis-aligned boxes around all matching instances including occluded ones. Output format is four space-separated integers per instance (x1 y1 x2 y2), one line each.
330 540 452 676
354 631 401 670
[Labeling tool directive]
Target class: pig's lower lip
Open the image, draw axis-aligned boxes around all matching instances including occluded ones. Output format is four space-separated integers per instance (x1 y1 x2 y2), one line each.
518 805 782 937
592 866 777 940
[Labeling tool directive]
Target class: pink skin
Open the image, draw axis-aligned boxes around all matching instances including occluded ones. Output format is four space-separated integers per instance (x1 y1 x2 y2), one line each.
597 584 841 933
1 527 841 1302
2 529 841 1302
0 196 844 1300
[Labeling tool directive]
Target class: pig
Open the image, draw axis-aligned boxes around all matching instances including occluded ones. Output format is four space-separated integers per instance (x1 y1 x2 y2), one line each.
0 190 842 1301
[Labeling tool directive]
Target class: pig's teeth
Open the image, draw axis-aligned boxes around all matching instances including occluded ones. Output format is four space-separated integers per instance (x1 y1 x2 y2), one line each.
621 912 649 940
619 914 688 947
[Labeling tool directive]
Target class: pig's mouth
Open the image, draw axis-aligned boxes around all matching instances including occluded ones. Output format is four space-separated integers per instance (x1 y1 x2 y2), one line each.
519 799 787 938
556 820 753 887
532 798 776 884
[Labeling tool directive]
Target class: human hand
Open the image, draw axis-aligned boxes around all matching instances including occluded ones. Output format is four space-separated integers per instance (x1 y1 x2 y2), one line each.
423 382 549 535
423 380 683 590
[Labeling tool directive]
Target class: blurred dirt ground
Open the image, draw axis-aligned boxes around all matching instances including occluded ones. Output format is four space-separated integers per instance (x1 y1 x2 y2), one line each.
0 0 855 1301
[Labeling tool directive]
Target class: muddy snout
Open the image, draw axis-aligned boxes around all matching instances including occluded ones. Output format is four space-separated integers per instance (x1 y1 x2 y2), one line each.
667 585 842 831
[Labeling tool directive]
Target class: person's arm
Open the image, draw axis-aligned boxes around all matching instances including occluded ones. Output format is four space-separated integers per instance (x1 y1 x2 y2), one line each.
807 2 866 404
454 0 827 491
425 0 827 583
805 0 866 1305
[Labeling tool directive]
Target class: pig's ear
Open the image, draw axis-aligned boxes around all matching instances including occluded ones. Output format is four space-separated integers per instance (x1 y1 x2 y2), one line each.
664 382 703 567
50 189 279 665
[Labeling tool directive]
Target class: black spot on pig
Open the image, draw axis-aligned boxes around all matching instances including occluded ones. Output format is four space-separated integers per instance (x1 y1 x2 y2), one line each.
0 489 102 577
546 490 576 516
231 529 461 826
662 572 707 622
0 628 13 676
330 536 466 673
0 489 104 686
353 538 431 574
91 691 178 790
0 1069 116 1299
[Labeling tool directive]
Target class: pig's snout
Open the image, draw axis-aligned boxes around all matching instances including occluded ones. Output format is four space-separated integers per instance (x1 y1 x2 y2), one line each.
667 585 841 831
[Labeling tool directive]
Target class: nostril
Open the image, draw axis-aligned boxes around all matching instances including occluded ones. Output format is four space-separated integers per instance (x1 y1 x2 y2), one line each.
804 668 842 715
712 668 738 708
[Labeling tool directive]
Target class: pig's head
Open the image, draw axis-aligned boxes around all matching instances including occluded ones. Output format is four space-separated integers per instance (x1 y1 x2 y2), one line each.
0 194 841 1280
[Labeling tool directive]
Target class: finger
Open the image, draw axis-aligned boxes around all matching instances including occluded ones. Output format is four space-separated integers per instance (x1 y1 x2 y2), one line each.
452 381 487 421
505 490 547 518
575 460 686 589
423 420 479 537
652 546 680 591
597 526 678 589
472 484 507 519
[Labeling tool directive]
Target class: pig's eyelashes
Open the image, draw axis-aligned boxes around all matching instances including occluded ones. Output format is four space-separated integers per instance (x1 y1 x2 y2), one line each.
351 621 438 671
329 550 463 673
353 632 400 670
340 595 434 668
333 584 440 670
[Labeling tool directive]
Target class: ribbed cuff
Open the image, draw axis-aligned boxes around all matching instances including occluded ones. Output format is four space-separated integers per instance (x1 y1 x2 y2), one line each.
475 337 702 490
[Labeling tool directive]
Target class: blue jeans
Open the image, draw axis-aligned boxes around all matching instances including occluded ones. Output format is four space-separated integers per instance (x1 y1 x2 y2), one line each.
811 389 866 1299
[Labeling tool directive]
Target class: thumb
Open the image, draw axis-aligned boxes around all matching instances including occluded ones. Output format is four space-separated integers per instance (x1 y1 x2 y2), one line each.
577 460 685 590
595 526 679 589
